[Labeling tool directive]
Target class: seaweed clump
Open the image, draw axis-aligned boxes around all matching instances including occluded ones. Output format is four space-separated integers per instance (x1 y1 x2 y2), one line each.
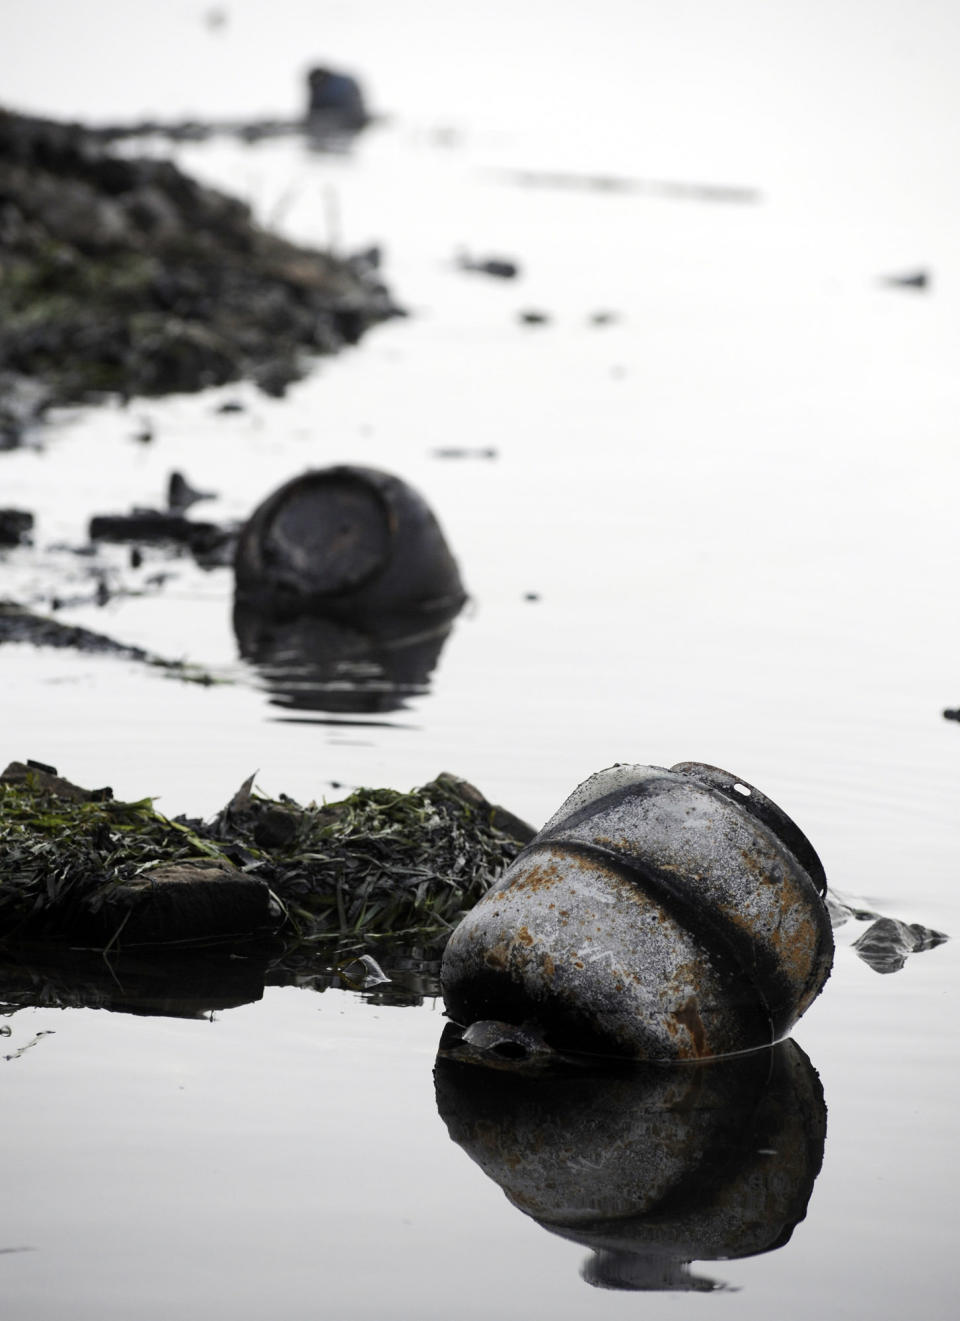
211 771 532 942
0 761 533 951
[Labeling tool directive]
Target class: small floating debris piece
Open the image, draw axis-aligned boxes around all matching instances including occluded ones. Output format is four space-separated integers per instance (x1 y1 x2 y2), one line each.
442 762 834 1060
457 253 520 279
0 508 34 546
431 446 498 460
852 917 948 975
3 1029 55 1062
880 269 931 292
167 470 216 512
337 953 391 990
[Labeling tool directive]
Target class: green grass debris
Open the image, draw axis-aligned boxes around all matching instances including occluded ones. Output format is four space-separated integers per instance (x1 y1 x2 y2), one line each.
0 762 532 947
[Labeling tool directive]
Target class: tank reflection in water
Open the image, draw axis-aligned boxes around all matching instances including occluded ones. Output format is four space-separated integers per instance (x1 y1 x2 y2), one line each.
233 604 457 715
435 1025 826 1293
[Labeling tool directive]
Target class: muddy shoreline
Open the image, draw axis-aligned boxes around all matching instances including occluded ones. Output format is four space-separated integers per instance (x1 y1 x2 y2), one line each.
0 107 401 445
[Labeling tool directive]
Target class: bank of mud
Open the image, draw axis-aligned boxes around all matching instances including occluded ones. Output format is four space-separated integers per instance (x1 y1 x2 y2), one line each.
0 107 401 445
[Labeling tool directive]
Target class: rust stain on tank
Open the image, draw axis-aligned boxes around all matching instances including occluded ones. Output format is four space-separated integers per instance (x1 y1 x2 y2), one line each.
509 860 564 894
739 845 777 885
593 834 635 853
769 912 818 986
672 996 709 1057
483 941 511 971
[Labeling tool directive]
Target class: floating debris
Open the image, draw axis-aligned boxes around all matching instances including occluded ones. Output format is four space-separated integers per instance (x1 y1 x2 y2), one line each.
457 253 520 280
0 509 33 547
880 269 931 293
851 917 948 974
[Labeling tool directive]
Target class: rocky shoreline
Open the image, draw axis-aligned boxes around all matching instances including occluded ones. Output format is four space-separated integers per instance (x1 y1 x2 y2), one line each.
0 107 402 444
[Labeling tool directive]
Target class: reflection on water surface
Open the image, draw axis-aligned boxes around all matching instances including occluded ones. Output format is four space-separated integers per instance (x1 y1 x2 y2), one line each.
234 603 456 715
436 1029 825 1294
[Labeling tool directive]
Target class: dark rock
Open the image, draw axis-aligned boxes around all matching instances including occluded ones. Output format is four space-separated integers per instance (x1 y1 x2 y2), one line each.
1 759 112 802
306 66 370 132
91 859 277 946
252 806 300 850
0 508 33 546
252 356 302 398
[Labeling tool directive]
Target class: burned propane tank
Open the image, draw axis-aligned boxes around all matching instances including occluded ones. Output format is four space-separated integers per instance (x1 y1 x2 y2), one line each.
440 763 834 1061
233 466 466 624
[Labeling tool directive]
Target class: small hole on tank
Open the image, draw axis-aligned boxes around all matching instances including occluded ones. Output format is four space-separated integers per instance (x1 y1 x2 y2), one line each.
733 783 751 796
492 1041 528 1060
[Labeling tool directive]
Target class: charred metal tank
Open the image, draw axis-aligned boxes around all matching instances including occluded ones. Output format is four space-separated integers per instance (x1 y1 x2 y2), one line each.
233 466 466 625
435 1031 826 1292
441 763 834 1060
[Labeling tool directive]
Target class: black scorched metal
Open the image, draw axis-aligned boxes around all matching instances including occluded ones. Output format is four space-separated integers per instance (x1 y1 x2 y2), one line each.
440 762 834 1060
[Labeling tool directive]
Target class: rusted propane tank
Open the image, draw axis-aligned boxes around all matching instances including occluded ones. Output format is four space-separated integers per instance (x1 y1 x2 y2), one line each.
234 466 466 624
440 763 834 1060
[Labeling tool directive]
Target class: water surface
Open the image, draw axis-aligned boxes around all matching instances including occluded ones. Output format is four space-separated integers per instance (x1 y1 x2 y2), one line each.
2 3 959 1317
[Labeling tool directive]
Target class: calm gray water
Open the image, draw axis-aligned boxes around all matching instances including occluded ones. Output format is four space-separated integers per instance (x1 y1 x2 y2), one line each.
2 3 959 1317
